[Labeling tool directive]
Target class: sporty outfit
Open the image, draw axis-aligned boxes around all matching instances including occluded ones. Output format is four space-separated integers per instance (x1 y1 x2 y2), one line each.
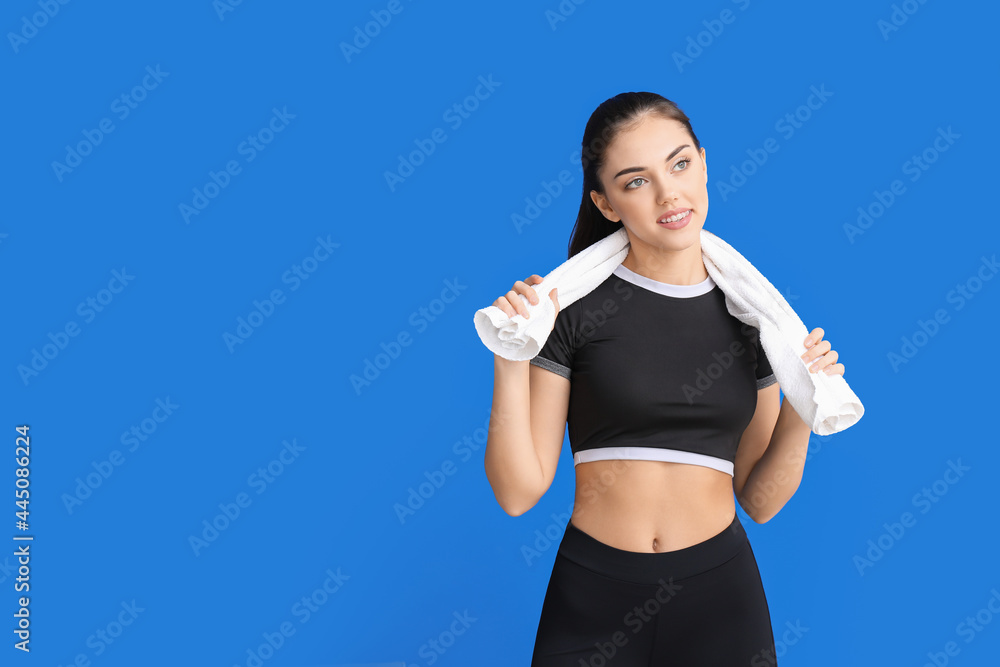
528 263 779 665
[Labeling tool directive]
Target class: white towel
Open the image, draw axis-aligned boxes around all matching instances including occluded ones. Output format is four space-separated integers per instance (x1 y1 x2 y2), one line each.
473 227 864 436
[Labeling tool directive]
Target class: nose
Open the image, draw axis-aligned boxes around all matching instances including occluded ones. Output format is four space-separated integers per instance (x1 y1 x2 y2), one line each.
656 181 678 205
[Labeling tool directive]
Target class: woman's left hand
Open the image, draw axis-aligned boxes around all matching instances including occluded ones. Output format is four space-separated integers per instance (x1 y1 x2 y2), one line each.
802 327 845 376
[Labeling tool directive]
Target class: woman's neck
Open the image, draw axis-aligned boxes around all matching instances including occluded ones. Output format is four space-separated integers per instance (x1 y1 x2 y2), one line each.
621 245 708 286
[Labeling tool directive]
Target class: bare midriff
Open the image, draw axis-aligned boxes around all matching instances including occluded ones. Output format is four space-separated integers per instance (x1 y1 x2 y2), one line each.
571 458 736 553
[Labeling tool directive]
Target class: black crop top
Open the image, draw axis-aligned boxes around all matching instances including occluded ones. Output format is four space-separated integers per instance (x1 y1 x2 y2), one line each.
529 263 777 477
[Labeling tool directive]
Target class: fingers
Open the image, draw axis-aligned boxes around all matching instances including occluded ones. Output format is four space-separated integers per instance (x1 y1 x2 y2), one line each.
806 349 845 375
801 339 831 365
804 327 825 347
807 348 837 372
504 286 531 319
514 280 539 305
800 326 845 375
496 276 545 319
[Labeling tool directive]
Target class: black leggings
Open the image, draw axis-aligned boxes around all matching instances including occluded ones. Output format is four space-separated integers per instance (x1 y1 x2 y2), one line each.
531 512 777 666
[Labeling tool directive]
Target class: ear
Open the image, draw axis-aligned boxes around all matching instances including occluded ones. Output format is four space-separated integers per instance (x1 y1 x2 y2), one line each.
590 189 620 223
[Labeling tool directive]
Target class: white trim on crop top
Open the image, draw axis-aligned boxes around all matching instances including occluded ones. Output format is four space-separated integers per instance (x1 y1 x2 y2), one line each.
612 263 717 298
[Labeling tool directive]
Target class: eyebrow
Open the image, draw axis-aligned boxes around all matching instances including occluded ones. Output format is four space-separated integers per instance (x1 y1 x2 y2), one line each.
613 144 692 180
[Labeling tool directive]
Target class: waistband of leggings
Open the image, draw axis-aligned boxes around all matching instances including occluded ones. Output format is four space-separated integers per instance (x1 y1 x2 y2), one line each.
557 512 747 585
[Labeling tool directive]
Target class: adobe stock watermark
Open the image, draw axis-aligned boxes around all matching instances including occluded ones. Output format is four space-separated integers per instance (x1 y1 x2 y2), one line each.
188 438 306 556
738 431 833 521
751 619 809 667
340 0 414 63
179 106 296 224
877 0 931 41
544 0 587 31
564 279 635 345
394 411 492 524
231 565 349 667
681 322 767 404
222 235 339 353
516 112 658 234
213 0 246 21
844 126 959 244
17 267 135 386
56 599 144 665
887 253 996 372
511 169 574 234
51 65 169 183
672 0 752 73
521 499 574 566
853 458 970 576
350 277 467 395
384 75 501 192
716 84 834 202
61 397 179 515
414 610 477 666
7 0 71 54
919 587 1000 666
575 577 684 665
522 461 635 567
0 556 19 585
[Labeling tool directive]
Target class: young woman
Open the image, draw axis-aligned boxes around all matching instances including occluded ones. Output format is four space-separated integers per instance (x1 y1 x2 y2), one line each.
484 92 846 665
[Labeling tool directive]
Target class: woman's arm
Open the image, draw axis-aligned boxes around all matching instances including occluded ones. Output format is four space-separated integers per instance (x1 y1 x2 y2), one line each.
736 397 812 523
484 357 543 516
736 327 845 523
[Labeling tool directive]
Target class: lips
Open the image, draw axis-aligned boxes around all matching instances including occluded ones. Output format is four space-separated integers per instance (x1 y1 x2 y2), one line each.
657 208 691 224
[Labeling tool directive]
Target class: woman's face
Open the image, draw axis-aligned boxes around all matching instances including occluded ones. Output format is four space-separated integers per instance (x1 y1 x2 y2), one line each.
590 114 708 253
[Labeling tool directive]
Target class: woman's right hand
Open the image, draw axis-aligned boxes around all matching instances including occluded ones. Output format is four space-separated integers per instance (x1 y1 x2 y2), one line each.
493 275 560 330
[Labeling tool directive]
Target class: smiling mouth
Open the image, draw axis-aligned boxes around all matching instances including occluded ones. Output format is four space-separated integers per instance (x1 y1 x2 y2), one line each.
657 209 691 225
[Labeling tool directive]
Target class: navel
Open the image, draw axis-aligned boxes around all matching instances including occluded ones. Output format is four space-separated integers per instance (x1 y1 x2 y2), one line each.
652 537 659 552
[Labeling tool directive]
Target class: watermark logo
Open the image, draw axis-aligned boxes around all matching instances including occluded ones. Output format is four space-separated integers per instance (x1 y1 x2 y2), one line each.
877 0 932 40
844 126 959 243
17 267 135 386
213 0 246 21
887 254 994 372
415 610 476 665
232 566 349 667
853 459 970 575
544 0 588 31
52 66 169 182
716 84 833 202
393 413 492 524
672 0 752 73
61 397 179 514
222 235 339 353
179 106 296 224
340 0 412 63
512 170 574 233
384 76 500 192
8 0 72 54
188 438 306 556
54 599 145 662
351 278 466 395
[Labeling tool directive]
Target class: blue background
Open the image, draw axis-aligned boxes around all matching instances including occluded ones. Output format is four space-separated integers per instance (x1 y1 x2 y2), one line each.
3 0 998 665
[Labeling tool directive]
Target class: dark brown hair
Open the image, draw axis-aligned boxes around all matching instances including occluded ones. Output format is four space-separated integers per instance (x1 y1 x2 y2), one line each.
567 92 702 259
